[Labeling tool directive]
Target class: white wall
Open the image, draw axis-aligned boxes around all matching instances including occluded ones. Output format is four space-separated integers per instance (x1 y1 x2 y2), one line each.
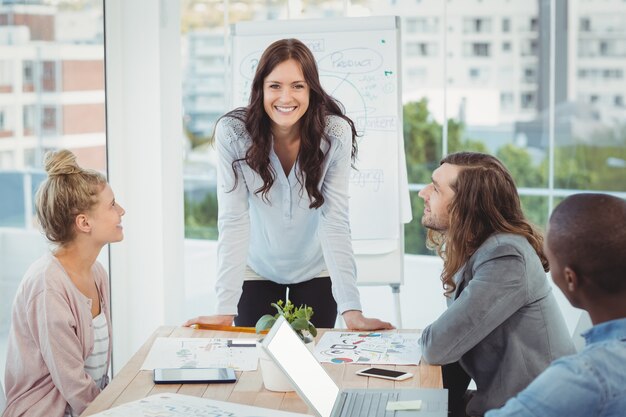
105 0 186 372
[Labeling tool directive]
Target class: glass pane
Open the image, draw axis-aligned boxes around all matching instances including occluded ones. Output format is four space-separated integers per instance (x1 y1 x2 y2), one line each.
443 1 552 229
0 172 24 227
182 0 290 243
398 1 445 185
520 195 549 231
445 1 548 186
182 0 290 317
558 2 626 192
404 190 430 255
0 0 106 380
298 0 344 18
403 99 445 184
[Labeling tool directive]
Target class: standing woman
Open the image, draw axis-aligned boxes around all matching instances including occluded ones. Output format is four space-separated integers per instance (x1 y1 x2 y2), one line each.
3 150 125 417
185 39 391 330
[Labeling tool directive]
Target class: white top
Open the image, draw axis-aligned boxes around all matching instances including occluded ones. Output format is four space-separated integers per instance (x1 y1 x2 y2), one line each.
244 265 329 281
64 312 109 417
84 312 109 389
214 114 361 315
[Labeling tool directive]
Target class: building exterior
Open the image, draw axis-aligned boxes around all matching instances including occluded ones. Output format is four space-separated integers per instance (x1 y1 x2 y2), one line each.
183 30 226 139
571 0 626 112
0 2 105 172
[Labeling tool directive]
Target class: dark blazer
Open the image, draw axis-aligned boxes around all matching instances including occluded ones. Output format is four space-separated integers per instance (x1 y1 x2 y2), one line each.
420 233 575 416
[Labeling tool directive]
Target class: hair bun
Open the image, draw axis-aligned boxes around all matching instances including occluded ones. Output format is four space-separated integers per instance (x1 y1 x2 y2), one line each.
44 149 82 177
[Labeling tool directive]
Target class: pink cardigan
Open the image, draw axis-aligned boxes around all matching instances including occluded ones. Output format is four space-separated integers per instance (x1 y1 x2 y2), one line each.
3 253 112 417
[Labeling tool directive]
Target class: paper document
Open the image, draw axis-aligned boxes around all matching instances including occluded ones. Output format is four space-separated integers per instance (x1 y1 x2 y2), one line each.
314 331 422 365
90 393 312 417
141 338 259 371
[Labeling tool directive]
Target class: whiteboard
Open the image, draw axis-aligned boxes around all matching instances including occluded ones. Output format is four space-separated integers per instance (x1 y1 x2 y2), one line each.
230 16 410 285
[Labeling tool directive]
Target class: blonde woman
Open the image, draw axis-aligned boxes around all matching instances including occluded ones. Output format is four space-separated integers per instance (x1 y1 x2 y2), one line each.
3 150 125 417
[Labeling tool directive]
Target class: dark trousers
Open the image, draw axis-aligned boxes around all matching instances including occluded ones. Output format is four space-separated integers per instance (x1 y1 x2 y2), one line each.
234 277 338 328
443 361 472 417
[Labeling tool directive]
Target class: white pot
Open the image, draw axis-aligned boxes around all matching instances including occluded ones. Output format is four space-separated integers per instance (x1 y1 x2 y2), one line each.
258 336 315 392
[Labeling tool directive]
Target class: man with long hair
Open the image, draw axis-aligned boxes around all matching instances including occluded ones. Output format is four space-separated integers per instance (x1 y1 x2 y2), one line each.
486 193 626 417
417 152 574 417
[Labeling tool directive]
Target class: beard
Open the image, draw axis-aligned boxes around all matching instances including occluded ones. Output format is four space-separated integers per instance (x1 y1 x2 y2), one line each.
421 213 448 232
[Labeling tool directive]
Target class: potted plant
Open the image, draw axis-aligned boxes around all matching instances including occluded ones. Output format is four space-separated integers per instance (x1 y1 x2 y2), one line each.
255 299 317 342
255 300 317 392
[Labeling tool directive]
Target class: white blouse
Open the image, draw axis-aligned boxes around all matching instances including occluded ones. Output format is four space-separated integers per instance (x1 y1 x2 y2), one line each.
214 115 361 315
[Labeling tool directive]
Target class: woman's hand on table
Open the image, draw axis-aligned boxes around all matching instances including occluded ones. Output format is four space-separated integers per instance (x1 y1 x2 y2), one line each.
182 315 235 327
342 310 395 330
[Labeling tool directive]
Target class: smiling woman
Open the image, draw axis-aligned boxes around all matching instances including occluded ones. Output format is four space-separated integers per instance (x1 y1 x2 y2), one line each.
184 38 393 332
3 150 124 417
262 59 310 137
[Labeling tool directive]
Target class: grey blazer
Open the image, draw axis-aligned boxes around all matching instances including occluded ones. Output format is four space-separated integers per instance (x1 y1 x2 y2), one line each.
420 233 575 416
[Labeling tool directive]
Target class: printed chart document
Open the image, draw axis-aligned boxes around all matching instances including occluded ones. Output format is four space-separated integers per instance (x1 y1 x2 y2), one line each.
90 393 312 417
314 331 422 365
141 338 259 371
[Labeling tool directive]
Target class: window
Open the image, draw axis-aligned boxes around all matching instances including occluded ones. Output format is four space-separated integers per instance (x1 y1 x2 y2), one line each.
502 18 511 33
42 106 57 133
407 67 427 82
464 42 491 57
597 40 626 57
0 61 12 91
42 61 56 92
530 17 539 31
174 0 626 341
405 17 439 33
405 17 418 33
604 69 623 79
523 67 537 83
500 92 514 109
522 39 539 56
23 105 35 135
180 1 626 260
521 91 536 109
600 41 609 56
0 0 107 382
580 17 591 32
468 67 490 83
463 17 492 33
22 60 34 91
406 42 438 57
578 68 624 80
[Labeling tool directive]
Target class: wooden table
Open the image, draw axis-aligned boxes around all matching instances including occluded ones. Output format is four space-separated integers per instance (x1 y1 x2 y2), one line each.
81 326 442 416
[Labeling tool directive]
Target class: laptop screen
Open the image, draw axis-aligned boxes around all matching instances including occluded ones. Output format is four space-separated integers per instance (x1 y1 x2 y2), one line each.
264 317 340 417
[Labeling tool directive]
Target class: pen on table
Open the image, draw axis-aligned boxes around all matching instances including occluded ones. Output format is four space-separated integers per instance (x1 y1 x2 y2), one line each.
190 323 268 334
227 339 258 348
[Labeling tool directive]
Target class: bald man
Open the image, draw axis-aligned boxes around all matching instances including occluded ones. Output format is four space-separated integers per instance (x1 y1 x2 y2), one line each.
486 193 626 417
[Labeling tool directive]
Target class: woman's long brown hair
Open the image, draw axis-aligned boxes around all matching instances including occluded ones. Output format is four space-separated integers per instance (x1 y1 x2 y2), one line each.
221 38 357 209
428 152 549 296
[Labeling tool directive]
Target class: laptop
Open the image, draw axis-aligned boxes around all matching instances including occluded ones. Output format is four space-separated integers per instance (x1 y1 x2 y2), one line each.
261 316 448 417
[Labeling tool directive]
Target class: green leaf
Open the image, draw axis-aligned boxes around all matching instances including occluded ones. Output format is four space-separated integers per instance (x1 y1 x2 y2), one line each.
290 318 309 331
270 302 284 316
255 315 276 333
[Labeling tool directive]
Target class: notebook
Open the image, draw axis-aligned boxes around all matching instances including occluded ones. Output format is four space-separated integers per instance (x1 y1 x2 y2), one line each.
261 316 448 417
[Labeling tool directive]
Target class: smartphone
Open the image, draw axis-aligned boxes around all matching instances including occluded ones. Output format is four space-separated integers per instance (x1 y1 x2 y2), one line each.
153 367 237 384
355 367 413 381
